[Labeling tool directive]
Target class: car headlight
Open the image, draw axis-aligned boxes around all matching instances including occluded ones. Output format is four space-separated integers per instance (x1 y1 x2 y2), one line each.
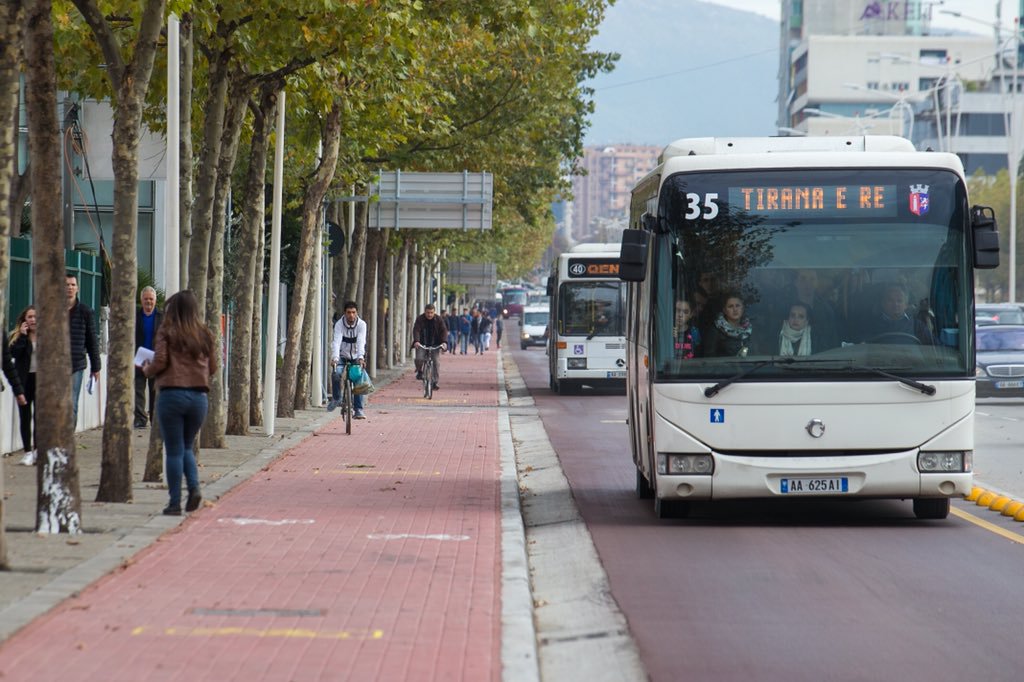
521 332 531 339
657 453 714 475
918 451 971 473
976 366 987 377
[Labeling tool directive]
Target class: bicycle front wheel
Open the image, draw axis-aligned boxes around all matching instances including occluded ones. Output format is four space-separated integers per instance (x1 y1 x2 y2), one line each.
344 377 353 434
423 361 432 399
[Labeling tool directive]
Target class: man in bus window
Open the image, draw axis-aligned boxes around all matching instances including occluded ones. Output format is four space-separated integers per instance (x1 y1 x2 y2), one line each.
865 284 934 345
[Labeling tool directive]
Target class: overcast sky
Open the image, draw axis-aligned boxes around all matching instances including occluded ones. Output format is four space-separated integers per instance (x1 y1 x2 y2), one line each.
704 0 1014 34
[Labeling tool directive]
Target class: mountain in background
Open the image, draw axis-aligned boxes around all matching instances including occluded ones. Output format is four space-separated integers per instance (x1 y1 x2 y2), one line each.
584 0 780 146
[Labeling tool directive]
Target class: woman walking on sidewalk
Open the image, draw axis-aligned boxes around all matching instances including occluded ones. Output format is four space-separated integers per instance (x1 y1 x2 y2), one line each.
8 306 35 464
140 291 217 516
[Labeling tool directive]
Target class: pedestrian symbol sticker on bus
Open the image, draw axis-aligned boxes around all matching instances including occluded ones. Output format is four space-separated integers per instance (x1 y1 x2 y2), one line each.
710 409 724 423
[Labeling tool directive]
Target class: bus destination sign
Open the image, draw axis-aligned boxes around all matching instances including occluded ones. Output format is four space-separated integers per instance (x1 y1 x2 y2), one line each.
567 258 619 278
728 184 899 218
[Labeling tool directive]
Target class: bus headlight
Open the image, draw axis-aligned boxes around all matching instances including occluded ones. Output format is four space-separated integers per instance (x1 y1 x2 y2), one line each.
567 358 587 369
658 453 714 475
918 451 971 473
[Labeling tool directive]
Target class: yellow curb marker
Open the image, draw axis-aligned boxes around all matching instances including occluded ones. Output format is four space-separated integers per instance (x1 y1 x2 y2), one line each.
1001 500 1024 518
964 485 1024 525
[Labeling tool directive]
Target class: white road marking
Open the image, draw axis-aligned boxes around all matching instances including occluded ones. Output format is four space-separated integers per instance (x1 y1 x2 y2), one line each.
367 533 470 541
218 518 316 526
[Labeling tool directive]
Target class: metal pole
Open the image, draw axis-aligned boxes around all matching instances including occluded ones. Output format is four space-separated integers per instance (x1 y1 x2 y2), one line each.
164 14 180 296
263 90 285 435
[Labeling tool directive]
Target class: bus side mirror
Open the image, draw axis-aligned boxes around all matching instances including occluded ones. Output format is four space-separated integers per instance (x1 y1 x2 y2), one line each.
971 205 1000 269
619 228 650 282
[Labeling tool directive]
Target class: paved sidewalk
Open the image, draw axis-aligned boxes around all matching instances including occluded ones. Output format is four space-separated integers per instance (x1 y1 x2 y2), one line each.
0 351 521 681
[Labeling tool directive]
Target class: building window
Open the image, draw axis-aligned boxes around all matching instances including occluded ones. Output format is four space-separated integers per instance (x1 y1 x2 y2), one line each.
72 180 155 274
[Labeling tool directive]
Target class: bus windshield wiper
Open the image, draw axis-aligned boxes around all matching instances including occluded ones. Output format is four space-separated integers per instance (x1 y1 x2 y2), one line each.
704 358 796 398
586 327 596 340
840 365 936 396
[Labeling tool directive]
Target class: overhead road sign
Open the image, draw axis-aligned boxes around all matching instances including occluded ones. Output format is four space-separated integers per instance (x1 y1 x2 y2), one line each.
335 170 493 230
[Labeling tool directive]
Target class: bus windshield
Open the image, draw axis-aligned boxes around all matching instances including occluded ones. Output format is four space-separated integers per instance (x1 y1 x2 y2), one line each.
652 168 972 381
559 281 624 337
502 288 529 307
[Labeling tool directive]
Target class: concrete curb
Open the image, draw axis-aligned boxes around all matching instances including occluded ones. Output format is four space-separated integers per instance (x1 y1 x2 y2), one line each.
497 352 542 682
501 351 647 682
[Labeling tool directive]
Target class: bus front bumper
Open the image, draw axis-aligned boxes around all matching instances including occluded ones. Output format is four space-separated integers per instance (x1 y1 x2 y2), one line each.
656 450 972 501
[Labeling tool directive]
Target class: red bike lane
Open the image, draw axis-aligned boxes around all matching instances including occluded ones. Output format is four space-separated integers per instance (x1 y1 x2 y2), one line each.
0 351 503 682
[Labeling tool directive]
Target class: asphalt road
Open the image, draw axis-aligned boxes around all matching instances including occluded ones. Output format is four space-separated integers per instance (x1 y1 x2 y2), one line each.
510 335 1024 681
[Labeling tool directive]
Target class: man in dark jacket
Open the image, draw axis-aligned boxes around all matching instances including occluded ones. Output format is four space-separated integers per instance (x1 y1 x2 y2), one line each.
134 286 162 428
412 303 448 389
67 272 102 428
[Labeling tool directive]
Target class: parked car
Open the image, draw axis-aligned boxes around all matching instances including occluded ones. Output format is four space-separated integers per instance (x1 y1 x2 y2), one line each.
976 303 1024 325
975 324 1024 397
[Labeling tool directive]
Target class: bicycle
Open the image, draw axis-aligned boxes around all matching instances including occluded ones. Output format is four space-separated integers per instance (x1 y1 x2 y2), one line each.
332 359 360 434
417 344 444 399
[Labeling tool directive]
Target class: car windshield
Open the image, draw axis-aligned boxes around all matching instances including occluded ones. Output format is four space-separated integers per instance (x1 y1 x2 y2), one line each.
977 328 1024 351
650 167 973 381
524 312 548 326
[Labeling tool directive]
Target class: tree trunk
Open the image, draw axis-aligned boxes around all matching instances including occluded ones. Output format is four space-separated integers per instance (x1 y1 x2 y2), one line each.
0 0 25 566
142 396 163 482
78 0 167 503
329 201 346 318
345 199 367 308
24 0 80 533
294 265 316 410
250 231 265 428
276 102 342 417
394 237 410 365
362 228 383 369
377 229 391 369
185 49 229 299
201 80 247 449
227 85 277 435
178 13 194 281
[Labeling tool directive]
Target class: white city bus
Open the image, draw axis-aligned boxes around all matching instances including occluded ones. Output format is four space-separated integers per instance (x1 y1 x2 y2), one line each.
619 136 999 519
546 243 627 394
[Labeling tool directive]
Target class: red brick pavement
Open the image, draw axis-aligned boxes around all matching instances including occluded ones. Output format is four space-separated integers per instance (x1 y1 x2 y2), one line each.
0 350 504 682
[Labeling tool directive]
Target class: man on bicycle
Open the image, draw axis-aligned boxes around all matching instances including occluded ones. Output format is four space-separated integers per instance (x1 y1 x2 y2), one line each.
412 303 448 390
329 300 367 419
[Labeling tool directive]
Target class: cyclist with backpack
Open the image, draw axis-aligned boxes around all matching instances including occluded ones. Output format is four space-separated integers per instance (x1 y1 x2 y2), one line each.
329 300 367 419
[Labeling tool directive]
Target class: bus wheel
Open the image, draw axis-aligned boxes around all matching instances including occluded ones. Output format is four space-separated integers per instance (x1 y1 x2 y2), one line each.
560 381 578 395
913 498 950 520
636 467 654 499
655 497 690 519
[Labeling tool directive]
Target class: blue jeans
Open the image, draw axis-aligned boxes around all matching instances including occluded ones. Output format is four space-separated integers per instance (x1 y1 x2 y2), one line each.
459 333 469 354
158 388 209 508
71 370 85 428
331 364 364 411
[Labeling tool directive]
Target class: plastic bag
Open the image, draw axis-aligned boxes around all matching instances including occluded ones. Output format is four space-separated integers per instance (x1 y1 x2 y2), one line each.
351 366 375 395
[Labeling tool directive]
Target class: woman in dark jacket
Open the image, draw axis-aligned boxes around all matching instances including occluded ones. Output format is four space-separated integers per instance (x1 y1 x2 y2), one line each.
9 306 35 458
141 291 217 516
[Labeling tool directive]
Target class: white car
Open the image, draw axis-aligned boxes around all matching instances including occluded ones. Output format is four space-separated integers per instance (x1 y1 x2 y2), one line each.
520 305 549 349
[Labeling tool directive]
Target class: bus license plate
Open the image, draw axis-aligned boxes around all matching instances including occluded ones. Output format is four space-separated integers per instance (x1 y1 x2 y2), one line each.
995 380 1024 389
606 371 626 378
780 477 848 494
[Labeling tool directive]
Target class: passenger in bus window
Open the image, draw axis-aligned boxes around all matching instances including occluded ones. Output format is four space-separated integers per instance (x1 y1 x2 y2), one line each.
706 293 752 357
865 284 934 345
674 299 702 359
786 269 841 351
778 302 812 357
